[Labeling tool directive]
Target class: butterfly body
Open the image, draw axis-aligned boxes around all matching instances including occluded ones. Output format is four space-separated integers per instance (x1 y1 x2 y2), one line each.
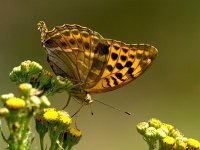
38 21 158 105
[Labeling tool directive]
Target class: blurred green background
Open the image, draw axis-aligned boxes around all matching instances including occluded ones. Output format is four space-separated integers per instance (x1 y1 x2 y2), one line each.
1 0 200 149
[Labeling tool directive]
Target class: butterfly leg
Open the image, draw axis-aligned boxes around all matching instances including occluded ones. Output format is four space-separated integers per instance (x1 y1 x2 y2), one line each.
71 105 84 118
62 94 71 110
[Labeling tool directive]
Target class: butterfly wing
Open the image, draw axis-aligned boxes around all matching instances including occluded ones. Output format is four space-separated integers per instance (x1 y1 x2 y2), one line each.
85 39 158 93
38 21 107 85
38 21 158 94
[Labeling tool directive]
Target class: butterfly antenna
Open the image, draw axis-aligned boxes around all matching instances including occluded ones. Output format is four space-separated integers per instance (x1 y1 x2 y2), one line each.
89 104 94 115
71 105 84 118
74 115 80 130
93 99 132 116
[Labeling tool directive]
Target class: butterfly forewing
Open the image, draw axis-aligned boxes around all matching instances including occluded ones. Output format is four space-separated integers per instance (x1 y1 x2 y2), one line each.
40 22 107 86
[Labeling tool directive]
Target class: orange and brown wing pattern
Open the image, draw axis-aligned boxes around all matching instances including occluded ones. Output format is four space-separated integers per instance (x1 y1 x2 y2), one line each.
86 39 158 93
38 21 158 94
38 21 107 85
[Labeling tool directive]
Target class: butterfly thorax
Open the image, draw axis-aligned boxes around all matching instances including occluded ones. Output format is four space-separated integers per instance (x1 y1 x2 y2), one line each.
70 88 93 105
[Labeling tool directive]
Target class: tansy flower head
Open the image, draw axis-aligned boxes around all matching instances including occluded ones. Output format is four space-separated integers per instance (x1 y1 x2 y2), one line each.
161 136 176 149
62 128 82 149
169 128 183 139
1 93 14 103
6 98 25 109
43 109 58 122
137 122 149 135
35 112 48 141
161 123 174 132
19 83 32 97
187 138 200 149
157 128 167 139
0 108 9 117
57 110 72 126
148 118 161 129
68 128 82 138
175 137 188 149
145 127 158 139
37 70 52 88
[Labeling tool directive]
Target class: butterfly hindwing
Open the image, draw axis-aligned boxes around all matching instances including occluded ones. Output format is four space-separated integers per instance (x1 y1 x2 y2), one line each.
86 40 158 93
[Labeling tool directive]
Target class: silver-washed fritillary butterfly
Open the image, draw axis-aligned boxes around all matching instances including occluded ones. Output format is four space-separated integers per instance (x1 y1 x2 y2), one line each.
38 21 158 107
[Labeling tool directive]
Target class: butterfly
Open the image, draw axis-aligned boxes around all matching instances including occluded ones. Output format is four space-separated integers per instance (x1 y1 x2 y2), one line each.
38 21 158 108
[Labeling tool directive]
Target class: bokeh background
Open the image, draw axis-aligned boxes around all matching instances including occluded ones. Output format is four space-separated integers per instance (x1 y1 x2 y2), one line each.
1 0 200 149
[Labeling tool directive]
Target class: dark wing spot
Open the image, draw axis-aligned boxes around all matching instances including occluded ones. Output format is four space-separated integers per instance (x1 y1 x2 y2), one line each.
143 55 148 60
45 39 53 45
81 31 89 38
115 73 123 79
127 68 134 74
111 76 118 85
69 39 75 45
120 55 127 61
130 54 135 59
125 61 133 67
122 48 128 53
111 53 118 60
61 41 67 46
72 30 79 35
84 42 90 49
137 53 142 59
106 65 113 72
63 31 70 36
104 78 111 87
113 45 120 50
77 38 82 44
102 45 109 55
116 63 123 70
94 42 109 55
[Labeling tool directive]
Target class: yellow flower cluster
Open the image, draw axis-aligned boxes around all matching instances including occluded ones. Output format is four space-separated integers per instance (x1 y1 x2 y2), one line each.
137 118 200 150
42 108 72 126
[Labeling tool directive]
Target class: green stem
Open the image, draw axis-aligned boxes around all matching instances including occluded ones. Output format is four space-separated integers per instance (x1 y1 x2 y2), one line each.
67 145 73 150
40 134 45 150
49 130 61 150
19 112 33 145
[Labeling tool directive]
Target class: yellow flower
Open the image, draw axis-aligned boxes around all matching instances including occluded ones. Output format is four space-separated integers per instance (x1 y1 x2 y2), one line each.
43 109 58 121
19 83 32 96
62 128 82 149
145 127 158 138
6 98 25 109
57 111 71 126
0 108 9 116
148 118 161 129
175 137 188 149
137 122 149 135
161 123 174 132
68 128 82 138
162 136 176 148
187 138 200 149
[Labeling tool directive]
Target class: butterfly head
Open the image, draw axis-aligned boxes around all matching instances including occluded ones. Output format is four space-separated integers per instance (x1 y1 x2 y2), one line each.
70 89 93 105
